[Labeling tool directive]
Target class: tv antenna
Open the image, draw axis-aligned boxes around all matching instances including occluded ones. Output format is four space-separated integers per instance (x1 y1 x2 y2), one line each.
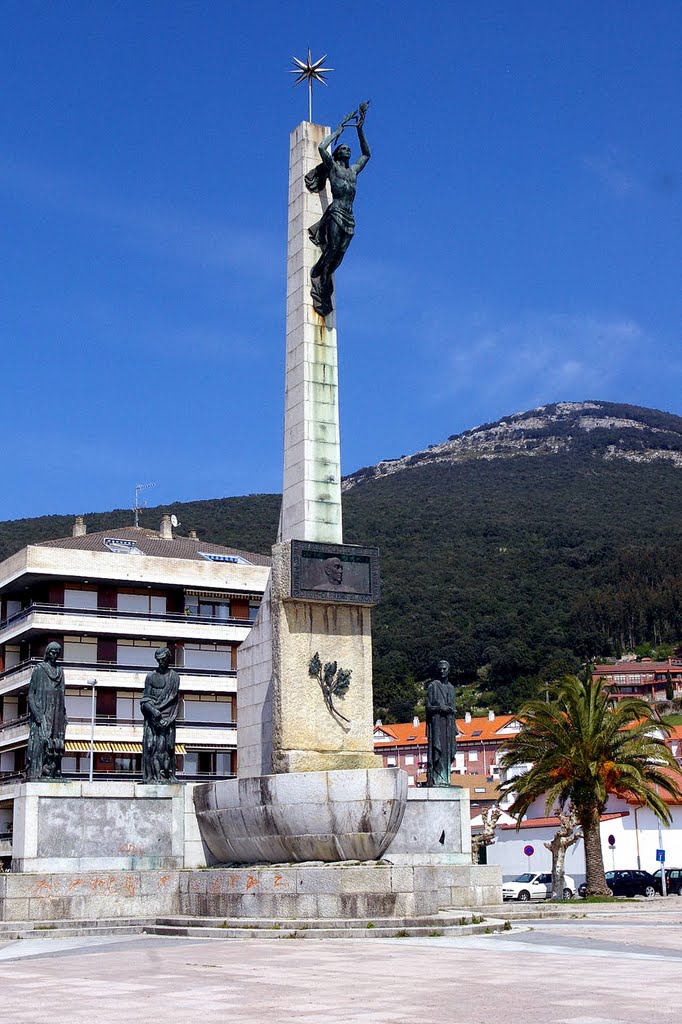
133 482 156 527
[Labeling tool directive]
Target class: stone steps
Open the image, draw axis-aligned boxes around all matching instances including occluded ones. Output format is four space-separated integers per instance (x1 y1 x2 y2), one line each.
0 913 508 942
146 913 507 940
0 919 153 941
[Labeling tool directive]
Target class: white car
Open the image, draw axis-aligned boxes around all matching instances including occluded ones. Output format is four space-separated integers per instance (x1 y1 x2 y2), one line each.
502 871 576 901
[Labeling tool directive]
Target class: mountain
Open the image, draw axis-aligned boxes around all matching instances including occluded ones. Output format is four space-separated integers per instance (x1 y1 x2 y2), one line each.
344 401 682 489
3 401 682 719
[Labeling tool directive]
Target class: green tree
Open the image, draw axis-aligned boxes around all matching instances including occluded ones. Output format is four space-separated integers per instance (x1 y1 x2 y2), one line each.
499 672 681 895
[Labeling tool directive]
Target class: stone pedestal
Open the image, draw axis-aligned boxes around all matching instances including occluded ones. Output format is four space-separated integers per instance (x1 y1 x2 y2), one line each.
384 787 472 865
237 543 380 778
6 781 187 872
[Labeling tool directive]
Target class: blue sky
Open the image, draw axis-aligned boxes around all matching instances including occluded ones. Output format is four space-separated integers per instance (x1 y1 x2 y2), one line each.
1 1 680 520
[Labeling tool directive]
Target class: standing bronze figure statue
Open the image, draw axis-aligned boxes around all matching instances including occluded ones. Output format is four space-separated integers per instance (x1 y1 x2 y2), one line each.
305 100 371 317
141 646 180 783
26 641 67 780
425 659 457 787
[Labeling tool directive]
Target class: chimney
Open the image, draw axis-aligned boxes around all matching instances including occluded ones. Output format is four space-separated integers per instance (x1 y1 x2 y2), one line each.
412 716 420 728
72 516 86 537
488 709 495 721
160 514 173 540
188 529 198 540
465 711 472 724
375 718 382 727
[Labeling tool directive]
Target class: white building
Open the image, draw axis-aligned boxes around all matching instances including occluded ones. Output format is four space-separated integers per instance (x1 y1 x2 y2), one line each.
487 792 682 883
0 515 269 786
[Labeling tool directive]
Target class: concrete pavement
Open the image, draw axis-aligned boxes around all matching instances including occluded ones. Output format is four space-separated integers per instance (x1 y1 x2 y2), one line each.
0 909 679 1023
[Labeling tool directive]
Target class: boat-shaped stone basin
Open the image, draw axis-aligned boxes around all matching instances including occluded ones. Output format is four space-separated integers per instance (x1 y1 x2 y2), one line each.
193 767 408 864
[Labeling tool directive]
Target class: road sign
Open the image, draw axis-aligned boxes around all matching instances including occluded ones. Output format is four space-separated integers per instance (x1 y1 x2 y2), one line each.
523 844 534 857
656 849 666 863
608 834 616 847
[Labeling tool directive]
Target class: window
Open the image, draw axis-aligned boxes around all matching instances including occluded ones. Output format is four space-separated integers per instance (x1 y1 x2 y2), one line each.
199 600 230 620
386 756 396 767
199 552 251 564
472 730 482 737
116 639 163 667
183 643 232 671
118 592 167 615
468 752 479 761
63 636 97 664
64 588 98 610
104 538 143 555
248 601 260 622
404 755 414 766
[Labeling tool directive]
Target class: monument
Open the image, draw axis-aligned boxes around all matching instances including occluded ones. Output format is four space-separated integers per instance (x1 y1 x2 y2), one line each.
194 83 407 868
191 59 501 913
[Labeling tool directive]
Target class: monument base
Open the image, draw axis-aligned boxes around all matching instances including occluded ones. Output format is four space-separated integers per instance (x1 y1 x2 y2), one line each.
384 786 472 864
4 781 197 872
193 767 407 864
0 861 502 925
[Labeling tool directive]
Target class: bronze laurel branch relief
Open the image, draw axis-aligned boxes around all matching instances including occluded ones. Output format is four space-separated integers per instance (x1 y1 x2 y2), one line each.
309 652 352 725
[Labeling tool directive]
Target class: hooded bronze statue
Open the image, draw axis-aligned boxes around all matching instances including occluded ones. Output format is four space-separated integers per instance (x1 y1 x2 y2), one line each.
425 660 457 787
26 641 67 780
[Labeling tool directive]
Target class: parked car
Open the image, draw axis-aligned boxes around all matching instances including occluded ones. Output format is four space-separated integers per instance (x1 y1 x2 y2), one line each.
578 869 658 898
502 872 576 901
652 868 682 896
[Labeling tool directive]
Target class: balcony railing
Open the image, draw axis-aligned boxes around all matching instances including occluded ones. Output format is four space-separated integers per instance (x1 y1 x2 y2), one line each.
1 601 256 629
0 658 237 685
0 714 29 734
0 769 235 784
0 714 236 733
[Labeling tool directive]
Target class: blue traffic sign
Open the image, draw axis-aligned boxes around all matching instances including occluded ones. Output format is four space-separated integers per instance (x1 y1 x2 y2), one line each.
656 849 666 863
523 844 534 857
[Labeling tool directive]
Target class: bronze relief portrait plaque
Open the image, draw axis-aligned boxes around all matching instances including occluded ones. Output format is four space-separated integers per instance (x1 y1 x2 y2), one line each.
290 541 380 605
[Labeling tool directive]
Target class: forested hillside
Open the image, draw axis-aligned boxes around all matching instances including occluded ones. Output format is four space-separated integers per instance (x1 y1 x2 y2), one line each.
3 401 682 720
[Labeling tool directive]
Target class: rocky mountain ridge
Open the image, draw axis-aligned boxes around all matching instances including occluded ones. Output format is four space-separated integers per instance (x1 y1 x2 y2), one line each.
343 400 682 490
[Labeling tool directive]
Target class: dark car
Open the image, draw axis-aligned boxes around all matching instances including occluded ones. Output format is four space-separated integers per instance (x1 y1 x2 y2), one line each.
578 869 658 898
652 868 682 896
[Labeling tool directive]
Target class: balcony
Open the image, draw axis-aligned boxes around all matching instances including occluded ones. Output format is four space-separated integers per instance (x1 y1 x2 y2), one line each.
0 602 256 646
0 769 236 787
0 658 237 697
0 715 236 753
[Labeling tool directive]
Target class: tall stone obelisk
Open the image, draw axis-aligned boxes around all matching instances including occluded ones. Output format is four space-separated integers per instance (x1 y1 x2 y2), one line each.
236 119 380 779
280 121 342 545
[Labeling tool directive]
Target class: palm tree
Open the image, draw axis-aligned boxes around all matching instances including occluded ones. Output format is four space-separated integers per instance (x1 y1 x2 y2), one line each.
499 672 682 895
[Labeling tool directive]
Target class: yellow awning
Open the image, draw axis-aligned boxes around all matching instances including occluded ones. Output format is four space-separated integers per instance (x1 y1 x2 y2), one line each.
65 741 186 755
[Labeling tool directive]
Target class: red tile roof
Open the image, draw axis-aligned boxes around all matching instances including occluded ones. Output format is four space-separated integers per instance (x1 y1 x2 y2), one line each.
498 811 629 830
595 661 680 675
374 715 521 747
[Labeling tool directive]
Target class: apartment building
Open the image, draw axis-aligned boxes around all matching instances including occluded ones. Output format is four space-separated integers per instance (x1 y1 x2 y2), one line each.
0 515 270 783
593 659 682 702
373 711 522 785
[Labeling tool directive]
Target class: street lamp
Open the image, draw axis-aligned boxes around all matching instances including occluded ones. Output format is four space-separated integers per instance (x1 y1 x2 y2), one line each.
87 678 97 784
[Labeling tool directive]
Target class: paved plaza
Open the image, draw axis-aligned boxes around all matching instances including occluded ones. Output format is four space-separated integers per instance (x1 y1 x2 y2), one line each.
1 905 681 1023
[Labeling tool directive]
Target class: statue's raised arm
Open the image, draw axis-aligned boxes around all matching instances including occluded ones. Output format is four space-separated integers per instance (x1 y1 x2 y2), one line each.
305 100 372 318
351 101 371 174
